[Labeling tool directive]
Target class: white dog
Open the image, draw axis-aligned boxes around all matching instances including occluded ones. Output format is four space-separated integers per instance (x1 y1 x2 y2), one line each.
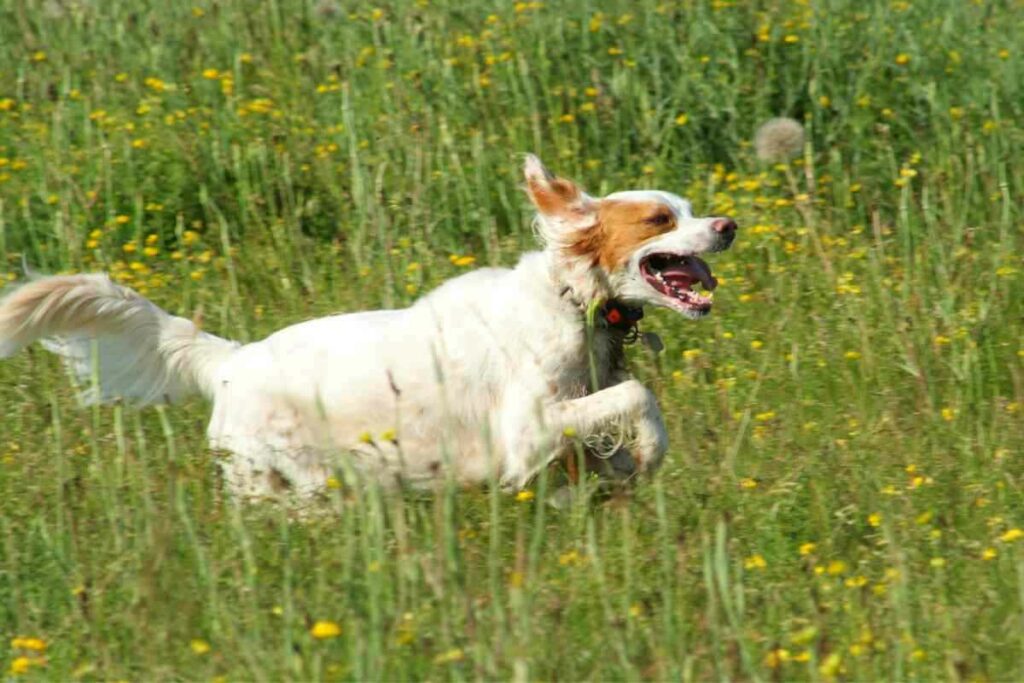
0 156 736 498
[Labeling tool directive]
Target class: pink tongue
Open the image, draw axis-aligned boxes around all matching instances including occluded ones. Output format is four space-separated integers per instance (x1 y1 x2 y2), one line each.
662 257 717 290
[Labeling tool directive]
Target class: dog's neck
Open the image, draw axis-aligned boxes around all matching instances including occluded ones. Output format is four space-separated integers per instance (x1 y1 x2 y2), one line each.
542 251 643 339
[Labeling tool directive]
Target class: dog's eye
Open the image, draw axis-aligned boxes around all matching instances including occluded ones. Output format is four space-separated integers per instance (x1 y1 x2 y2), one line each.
646 212 672 227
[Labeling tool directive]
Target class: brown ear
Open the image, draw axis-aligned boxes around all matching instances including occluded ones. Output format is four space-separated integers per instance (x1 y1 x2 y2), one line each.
523 154 589 218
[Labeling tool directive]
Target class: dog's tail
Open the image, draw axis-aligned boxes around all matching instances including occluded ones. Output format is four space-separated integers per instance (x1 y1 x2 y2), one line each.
0 273 239 404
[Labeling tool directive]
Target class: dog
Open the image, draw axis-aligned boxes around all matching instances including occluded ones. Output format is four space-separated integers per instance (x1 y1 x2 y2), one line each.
0 155 736 498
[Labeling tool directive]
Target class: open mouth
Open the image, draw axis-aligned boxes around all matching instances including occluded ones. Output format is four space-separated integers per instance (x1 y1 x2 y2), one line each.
640 253 718 314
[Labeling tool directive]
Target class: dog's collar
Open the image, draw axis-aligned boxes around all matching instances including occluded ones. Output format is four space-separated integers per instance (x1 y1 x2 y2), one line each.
600 300 644 331
560 286 644 340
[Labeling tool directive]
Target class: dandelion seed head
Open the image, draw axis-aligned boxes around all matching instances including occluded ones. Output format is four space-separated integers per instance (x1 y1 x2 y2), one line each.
754 117 805 162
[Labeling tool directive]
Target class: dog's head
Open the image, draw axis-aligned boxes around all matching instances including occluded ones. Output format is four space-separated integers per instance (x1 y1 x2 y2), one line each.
524 154 736 319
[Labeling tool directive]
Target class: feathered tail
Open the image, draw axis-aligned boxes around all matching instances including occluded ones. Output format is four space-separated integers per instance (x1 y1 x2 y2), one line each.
0 273 238 404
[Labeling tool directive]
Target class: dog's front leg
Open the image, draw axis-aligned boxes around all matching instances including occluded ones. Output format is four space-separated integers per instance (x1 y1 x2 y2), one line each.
500 379 668 489
549 379 668 472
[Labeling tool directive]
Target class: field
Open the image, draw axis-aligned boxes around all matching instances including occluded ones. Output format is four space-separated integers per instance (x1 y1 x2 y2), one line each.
1 0 1023 679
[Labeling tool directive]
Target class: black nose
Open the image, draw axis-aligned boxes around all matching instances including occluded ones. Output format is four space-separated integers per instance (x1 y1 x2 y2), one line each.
711 218 737 237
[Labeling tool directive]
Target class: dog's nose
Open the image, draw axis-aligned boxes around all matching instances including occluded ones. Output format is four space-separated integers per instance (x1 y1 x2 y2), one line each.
711 218 738 237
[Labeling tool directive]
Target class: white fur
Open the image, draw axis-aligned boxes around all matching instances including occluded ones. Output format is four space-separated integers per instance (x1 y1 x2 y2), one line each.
0 156 735 499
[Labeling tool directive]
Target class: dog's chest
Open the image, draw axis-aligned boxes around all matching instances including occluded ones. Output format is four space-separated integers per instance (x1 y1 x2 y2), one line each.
539 323 626 398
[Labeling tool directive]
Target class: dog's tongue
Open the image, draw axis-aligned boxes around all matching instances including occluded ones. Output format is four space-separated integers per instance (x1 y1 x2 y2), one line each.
662 256 717 291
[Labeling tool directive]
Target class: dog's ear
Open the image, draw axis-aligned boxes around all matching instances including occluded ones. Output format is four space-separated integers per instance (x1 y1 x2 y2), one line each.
523 154 595 224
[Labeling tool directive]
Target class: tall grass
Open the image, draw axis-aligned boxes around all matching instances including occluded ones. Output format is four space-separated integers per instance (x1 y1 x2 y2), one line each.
1 0 1022 679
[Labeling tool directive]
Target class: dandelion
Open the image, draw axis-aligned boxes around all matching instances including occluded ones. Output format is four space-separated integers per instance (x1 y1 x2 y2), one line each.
981 547 997 560
754 117 804 162
674 113 689 126
799 542 816 556
998 528 1023 543
744 554 767 570
826 560 847 575
450 255 476 267
895 53 910 65
739 477 758 489
764 648 790 668
515 490 535 503
10 637 46 652
940 407 956 421
433 648 464 664
190 639 211 655
844 351 861 360
10 657 32 675
310 620 342 639
750 340 764 350
867 512 882 527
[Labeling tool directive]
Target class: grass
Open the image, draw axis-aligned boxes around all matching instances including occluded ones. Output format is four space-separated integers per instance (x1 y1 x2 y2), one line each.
1 0 1022 679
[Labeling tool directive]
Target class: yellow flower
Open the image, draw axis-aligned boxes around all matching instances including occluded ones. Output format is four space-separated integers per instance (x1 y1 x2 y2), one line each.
190 639 211 655
326 476 341 490
819 652 841 677
32 51 47 62
380 428 397 442
799 542 816 556
10 637 46 652
981 547 997 560
202 68 220 79
450 255 476 267
515 490 535 503
310 620 342 639
10 657 32 675
867 512 882 527
826 560 847 575
844 350 861 360
739 477 758 489
999 528 1023 543
675 113 689 126
783 34 799 43
744 554 767 570
558 550 579 566
940 407 956 421
433 648 464 664
895 53 910 65
750 340 764 350
764 648 790 668
930 557 946 568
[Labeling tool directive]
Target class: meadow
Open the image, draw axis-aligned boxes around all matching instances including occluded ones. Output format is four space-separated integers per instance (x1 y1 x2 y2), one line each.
1 0 1023 679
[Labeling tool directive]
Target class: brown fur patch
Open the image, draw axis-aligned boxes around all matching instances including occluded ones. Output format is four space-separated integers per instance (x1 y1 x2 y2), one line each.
568 200 676 270
526 175 585 217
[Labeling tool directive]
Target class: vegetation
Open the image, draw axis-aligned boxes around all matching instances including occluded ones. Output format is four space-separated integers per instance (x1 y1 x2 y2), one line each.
1 0 1022 679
